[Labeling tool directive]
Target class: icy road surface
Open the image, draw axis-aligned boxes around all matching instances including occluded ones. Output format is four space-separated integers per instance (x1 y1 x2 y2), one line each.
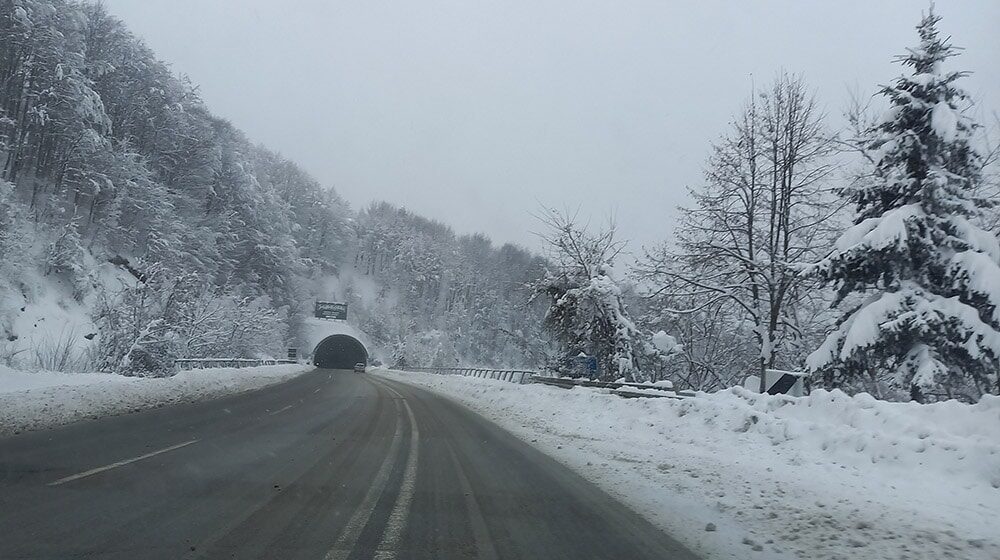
0 369 696 560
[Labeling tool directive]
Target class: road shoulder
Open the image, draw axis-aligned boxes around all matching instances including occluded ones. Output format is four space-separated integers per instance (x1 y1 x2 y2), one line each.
374 369 1000 560
0 364 314 436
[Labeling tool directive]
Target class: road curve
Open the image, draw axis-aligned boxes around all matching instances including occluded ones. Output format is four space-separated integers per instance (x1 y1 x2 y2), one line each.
0 369 698 559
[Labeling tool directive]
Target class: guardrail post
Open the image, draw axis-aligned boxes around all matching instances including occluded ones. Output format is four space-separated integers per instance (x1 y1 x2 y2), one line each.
405 365 546 385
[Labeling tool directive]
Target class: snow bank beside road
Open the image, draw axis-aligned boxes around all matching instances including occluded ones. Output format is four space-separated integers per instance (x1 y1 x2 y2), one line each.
378 369 1000 560
0 364 313 436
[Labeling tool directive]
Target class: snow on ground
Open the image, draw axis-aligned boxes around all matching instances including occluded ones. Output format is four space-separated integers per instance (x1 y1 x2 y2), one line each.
0 364 313 436
377 369 1000 560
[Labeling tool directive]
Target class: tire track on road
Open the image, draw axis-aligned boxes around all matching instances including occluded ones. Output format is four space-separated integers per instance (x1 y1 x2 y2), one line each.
371 381 420 560
325 380 405 560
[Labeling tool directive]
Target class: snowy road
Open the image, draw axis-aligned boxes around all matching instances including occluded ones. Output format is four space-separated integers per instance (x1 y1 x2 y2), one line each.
0 368 696 559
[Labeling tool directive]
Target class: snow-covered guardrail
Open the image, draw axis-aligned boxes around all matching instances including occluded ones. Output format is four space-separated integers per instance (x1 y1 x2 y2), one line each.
530 376 694 399
406 367 536 384
401 367 694 398
174 358 298 371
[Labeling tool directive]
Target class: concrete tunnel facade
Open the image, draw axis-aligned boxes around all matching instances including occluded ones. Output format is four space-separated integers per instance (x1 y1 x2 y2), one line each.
312 334 369 369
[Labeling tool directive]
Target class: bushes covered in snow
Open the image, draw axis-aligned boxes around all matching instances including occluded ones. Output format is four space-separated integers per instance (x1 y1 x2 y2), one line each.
94 270 288 375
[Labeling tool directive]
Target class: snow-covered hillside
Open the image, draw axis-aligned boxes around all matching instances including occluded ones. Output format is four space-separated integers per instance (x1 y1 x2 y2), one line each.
0 257 136 371
379 369 1000 560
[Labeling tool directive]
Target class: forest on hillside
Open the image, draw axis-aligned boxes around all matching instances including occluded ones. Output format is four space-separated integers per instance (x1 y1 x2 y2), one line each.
0 0 548 373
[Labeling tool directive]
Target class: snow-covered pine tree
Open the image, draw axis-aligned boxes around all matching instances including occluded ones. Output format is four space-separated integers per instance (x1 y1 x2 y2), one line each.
806 10 1000 402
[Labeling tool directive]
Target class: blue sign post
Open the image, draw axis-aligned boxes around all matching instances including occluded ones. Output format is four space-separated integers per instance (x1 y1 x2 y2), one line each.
565 354 598 378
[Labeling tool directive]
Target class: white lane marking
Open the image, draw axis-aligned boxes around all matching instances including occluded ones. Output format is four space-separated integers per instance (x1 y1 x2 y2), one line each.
269 404 294 416
447 442 499 560
325 398 403 560
48 440 198 486
373 383 420 560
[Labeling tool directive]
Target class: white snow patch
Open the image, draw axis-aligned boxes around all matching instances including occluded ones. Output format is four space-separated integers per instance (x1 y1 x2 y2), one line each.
652 330 680 354
930 101 958 143
0 363 313 435
377 369 1000 560
833 203 922 254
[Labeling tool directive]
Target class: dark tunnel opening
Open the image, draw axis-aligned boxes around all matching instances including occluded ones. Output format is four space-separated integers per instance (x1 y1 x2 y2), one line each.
313 334 369 369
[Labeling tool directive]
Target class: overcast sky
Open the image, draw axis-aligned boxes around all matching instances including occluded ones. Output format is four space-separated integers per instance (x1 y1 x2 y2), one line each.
102 0 999 253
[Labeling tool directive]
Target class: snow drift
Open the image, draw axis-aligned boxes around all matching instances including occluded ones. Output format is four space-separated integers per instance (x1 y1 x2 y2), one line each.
0 363 313 436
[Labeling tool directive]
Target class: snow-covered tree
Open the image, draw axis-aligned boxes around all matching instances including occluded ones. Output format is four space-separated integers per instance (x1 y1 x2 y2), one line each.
636 293 760 391
532 209 676 382
806 10 1000 402
637 74 839 388
0 0 546 373
0 180 29 274
347 202 548 368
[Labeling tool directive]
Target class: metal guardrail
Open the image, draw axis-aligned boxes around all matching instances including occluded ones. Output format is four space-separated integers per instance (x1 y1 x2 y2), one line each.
400 367 692 398
406 366 537 384
530 376 694 399
174 358 298 371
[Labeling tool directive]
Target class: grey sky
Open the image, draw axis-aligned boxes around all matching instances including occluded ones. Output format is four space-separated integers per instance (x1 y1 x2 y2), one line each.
102 0 999 253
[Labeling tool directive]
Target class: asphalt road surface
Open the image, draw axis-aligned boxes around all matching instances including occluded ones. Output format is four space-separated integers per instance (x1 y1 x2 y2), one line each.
0 369 698 560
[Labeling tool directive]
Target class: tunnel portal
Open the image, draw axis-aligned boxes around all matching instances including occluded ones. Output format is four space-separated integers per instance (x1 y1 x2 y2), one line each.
313 334 369 369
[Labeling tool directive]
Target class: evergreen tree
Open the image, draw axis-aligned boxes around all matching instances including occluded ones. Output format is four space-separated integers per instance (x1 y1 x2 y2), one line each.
806 10 1000 402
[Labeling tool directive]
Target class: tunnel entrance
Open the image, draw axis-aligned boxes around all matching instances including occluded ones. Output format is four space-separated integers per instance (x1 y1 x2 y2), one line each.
313 334 369 369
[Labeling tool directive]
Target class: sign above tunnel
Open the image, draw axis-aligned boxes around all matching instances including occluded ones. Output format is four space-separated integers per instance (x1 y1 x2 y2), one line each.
314 301 348 320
